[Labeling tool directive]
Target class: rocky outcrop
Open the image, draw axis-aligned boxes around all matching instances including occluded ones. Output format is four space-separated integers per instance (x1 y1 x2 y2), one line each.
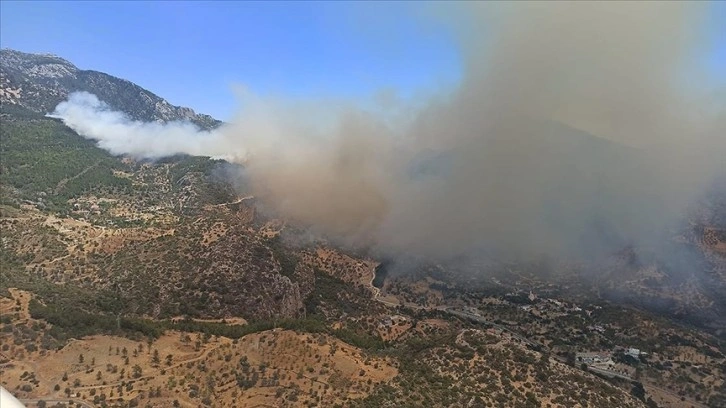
0 49 221 130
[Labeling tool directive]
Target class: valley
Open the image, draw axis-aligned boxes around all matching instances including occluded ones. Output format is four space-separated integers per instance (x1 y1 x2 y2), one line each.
1 48 725 408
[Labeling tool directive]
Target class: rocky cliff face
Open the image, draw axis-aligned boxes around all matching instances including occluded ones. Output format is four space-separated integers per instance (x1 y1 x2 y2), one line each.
0 49 221 130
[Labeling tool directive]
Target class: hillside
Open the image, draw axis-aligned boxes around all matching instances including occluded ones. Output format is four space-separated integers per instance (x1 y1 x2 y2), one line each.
1 50 724 408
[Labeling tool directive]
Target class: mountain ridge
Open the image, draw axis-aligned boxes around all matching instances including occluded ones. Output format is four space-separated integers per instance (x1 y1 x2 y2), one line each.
0 48 222 130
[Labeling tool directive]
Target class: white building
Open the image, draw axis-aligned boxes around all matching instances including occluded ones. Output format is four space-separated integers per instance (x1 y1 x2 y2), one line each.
626 348 641 358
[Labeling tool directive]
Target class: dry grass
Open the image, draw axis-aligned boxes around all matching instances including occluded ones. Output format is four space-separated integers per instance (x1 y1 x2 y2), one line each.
302 247 378 292
0 287 395 408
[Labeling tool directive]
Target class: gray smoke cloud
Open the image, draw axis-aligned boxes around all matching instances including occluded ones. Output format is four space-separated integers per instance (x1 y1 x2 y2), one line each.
51 2 725 261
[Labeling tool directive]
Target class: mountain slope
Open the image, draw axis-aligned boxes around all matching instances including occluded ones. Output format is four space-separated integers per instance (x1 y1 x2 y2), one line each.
0 49 221 130
0 49 723 408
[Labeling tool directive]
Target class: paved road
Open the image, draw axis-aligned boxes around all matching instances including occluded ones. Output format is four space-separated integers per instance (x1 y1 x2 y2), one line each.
442 308 542 349
371 286 544 349
586 366 633 381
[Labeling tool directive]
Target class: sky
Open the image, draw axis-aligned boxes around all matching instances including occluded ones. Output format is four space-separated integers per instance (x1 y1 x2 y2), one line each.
1 1 725 122
0 1 461 120
706 2 726 83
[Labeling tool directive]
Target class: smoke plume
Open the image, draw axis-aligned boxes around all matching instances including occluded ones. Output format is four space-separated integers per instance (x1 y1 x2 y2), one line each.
50 2 725 262
49 92 232 160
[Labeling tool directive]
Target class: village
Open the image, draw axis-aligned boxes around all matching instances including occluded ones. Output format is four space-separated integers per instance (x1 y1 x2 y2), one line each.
376 275 724 407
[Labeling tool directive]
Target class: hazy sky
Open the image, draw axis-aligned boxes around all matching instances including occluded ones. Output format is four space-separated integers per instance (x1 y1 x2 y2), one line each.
3 1 723 121
0 1 462 120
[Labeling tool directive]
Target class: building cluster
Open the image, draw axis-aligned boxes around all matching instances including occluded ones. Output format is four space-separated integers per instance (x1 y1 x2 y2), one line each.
506 290 590 318
576 346 645 380
577 351 615 368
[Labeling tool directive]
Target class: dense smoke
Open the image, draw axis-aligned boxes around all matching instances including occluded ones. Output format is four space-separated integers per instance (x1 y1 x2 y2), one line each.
49 92 230 159
51 2 725 261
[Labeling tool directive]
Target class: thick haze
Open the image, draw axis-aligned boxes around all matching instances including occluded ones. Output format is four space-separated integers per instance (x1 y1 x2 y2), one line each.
51 2 725 261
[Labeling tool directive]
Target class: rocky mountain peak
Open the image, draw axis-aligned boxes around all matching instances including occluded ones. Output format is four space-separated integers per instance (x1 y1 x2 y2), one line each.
0 49 221 130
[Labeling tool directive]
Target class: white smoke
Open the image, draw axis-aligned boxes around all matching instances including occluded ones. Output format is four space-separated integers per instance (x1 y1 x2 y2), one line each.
48 91 235 160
